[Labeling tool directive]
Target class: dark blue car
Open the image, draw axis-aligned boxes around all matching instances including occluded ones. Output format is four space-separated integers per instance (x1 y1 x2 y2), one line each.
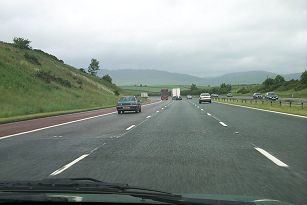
116 96 141 114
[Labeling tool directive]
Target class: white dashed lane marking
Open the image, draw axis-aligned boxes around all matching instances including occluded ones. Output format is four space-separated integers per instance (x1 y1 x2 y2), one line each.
50 154 89 176
126 125 136 130
219 122 228 127
254 147 289 167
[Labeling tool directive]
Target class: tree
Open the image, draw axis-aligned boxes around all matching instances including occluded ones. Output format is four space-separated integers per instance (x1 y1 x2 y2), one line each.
13 37 31 49
219 83 232 93
191 83 198 90
102 74 112 83
274 75 285 84
88 58 100 76
262 78 274 87
300 70 307 86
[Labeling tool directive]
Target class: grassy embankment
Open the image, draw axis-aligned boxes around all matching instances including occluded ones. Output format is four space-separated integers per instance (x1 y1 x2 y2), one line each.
0 42 120 123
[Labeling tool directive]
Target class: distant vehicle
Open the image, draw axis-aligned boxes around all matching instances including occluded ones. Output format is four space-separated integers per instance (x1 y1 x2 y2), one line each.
264 92 278 100
141 92 148 98
211 94 219 98
172 96 182 100
253 93 262 99
172 88 180 99
186 95 192 99
199 93 211 104
116 96 141 114
160 88 169 100
226 93 233 97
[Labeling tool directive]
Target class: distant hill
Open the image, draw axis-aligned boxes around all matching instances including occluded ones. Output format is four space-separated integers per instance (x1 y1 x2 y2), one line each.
0 41 119 120
100 69 301 85
283 73 301 81
99 69 205 85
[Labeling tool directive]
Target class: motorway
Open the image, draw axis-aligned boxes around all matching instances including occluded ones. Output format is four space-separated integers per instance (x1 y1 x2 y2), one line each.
0 99 306 204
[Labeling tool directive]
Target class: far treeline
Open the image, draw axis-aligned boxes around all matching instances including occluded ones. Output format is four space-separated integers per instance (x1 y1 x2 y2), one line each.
182 72 307 96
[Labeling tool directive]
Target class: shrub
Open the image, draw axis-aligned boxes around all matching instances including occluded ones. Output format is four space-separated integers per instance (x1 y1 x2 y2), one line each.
114 90 120 96
102 74 112 83
35 70 71 87
237 87 249 94
24 53 41 65
13 37 31 49
79 68 87 73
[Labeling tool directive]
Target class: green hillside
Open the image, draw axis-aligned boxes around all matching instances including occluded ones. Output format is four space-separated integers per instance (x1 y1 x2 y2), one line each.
0 41 119 122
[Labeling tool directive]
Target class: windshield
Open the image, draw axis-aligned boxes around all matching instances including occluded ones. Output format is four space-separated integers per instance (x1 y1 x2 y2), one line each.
0 1 306 205
119 96 136 102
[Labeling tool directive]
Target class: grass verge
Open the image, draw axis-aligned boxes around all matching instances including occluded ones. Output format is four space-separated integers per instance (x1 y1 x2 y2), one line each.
213 99 307 117
0 105 116 124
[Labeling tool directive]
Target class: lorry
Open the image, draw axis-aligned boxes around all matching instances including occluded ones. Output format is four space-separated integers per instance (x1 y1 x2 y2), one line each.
172 88 181 100
160 88 169 100
141 92 148 98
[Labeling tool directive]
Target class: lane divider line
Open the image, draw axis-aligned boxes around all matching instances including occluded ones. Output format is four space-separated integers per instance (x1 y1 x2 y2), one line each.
126 125 135 131
50 154 89 176
254 147 289 167
219 122 228 127
50 145 103 176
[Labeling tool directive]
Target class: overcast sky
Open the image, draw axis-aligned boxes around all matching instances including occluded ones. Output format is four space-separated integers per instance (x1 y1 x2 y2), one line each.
0 0 306 77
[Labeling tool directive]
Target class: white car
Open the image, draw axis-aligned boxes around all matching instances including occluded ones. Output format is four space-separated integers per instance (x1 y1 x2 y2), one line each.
199 93 211 104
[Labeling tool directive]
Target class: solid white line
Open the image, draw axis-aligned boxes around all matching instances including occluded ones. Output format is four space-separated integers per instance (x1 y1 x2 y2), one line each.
219 122 228 127
215 101 307 119
207 113 212 116
146 115 151 119
50 154 89 176
0 100 163 141
0 112 117 140
254 147 289 167
126 125 135 130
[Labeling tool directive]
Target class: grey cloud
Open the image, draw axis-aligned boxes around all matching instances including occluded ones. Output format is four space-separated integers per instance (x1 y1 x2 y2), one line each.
0 0 306 77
